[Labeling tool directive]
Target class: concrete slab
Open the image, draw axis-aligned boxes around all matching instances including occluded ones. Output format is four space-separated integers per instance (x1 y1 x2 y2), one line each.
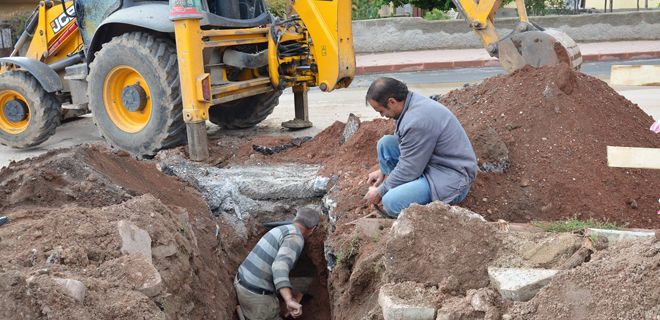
379 283 437 320
587 228 656 244
488 267 559 302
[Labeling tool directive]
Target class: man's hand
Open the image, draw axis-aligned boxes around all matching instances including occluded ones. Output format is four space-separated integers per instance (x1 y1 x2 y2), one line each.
285 298 303 318
363 186 382 205
279 287 303 318
367 169 385 187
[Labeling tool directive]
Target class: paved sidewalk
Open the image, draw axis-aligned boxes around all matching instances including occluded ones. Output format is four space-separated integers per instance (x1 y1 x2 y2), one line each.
356 40 660 74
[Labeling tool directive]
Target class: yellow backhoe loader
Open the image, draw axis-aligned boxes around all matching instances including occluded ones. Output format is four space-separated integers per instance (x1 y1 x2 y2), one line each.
0 0 581 160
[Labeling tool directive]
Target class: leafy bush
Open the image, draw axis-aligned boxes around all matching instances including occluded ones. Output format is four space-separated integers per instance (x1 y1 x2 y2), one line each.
265 0 288 17
393 0 453 11
1 11 33 45
423 8 448 20
353 0 388 20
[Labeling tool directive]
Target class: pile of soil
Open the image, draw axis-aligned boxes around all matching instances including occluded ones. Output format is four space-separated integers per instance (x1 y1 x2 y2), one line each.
438 64 660 228
327 202 504 320
509 238 660 319
0 146 249 319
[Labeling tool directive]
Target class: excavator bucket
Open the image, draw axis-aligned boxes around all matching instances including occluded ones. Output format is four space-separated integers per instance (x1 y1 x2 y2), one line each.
496 27 582 73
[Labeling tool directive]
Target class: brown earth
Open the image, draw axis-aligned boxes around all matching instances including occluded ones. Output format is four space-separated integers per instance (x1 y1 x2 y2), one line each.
438 64 660 228
2 63 659 320
509 238 660 320
0 146 251 319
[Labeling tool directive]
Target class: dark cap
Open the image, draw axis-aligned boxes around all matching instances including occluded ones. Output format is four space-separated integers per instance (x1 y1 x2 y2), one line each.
293 207 321 229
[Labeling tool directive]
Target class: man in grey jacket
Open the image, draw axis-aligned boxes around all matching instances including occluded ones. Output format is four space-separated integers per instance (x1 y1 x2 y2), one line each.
363 77 477 217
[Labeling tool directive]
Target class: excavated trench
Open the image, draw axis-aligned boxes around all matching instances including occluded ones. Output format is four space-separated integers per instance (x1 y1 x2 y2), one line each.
157 151 335 320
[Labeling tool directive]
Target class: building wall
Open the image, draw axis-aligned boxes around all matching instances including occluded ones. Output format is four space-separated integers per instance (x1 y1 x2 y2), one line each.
353 10 660 53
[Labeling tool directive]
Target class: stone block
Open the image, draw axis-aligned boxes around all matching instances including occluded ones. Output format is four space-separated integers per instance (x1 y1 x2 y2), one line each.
488 267 559 302
117 220 152 263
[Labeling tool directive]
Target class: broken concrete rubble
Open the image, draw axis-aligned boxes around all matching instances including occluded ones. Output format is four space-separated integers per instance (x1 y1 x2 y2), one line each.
158 155 329 219
488 267 559 302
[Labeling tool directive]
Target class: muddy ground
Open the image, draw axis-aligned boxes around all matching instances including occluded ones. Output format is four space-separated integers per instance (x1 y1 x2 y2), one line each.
0 64 658 319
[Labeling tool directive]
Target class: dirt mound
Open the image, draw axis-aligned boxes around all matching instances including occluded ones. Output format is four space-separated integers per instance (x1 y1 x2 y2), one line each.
383 202 501 292
439 64 660 228
509 239 660 319
0 145 248 319
328 202 504 320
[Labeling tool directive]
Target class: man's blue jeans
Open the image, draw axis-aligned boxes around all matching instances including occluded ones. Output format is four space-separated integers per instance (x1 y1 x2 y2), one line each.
377 135 468 217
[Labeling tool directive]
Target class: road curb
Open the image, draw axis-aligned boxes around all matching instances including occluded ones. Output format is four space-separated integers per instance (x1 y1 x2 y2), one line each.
356 51 660 75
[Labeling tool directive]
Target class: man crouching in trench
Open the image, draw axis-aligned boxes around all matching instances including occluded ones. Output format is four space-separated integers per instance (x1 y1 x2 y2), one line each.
234 208 320 319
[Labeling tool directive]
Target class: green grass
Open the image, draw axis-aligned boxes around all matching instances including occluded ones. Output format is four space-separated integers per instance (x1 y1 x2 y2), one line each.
336 235 361 265
531 218 623 233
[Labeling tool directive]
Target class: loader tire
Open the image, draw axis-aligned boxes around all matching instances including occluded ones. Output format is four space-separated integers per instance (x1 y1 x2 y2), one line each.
208 90 281 129
87 32 185 157
0 71 60 148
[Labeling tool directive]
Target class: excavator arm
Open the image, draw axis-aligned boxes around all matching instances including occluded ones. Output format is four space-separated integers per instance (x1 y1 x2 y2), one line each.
452 0 582 73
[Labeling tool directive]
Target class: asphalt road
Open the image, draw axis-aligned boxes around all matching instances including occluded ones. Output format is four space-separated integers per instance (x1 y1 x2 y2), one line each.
1 59 659 168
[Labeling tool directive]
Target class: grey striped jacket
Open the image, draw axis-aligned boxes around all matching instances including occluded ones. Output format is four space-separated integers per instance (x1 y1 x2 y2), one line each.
237 224 304 292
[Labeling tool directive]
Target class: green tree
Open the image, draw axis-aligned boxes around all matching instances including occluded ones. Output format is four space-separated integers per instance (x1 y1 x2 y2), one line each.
392 0 454 11
353 0 388 19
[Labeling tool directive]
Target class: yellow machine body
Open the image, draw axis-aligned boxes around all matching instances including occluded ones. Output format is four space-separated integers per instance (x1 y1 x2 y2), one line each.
26 1 83 65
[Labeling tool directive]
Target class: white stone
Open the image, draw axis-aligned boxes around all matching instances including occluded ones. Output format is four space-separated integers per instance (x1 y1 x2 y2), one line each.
117 220 152 263
488 267 559 302
53 278 86 303
379 284 436 320
392 218 414 237
588 228 655 244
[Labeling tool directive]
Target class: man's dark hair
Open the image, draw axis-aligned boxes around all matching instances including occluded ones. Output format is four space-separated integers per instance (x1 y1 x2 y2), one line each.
365 77 409 107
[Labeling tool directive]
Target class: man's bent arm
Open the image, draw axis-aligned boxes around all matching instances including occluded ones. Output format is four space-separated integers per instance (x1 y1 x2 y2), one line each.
271 235 304 290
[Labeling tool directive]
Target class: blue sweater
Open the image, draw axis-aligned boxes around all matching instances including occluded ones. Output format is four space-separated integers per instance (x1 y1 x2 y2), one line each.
379 92 477 203
238 224 304 292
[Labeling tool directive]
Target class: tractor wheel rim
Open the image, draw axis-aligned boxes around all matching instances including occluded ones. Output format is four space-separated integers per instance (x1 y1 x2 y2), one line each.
103 66 153 133
0 90 31 134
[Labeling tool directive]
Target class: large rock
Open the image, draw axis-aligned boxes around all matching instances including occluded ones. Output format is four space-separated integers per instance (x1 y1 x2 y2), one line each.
488 267 559 302
117 220 152 263
340 113 361 145
378 282 437 320
522 233 582 267
53 278 86 303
